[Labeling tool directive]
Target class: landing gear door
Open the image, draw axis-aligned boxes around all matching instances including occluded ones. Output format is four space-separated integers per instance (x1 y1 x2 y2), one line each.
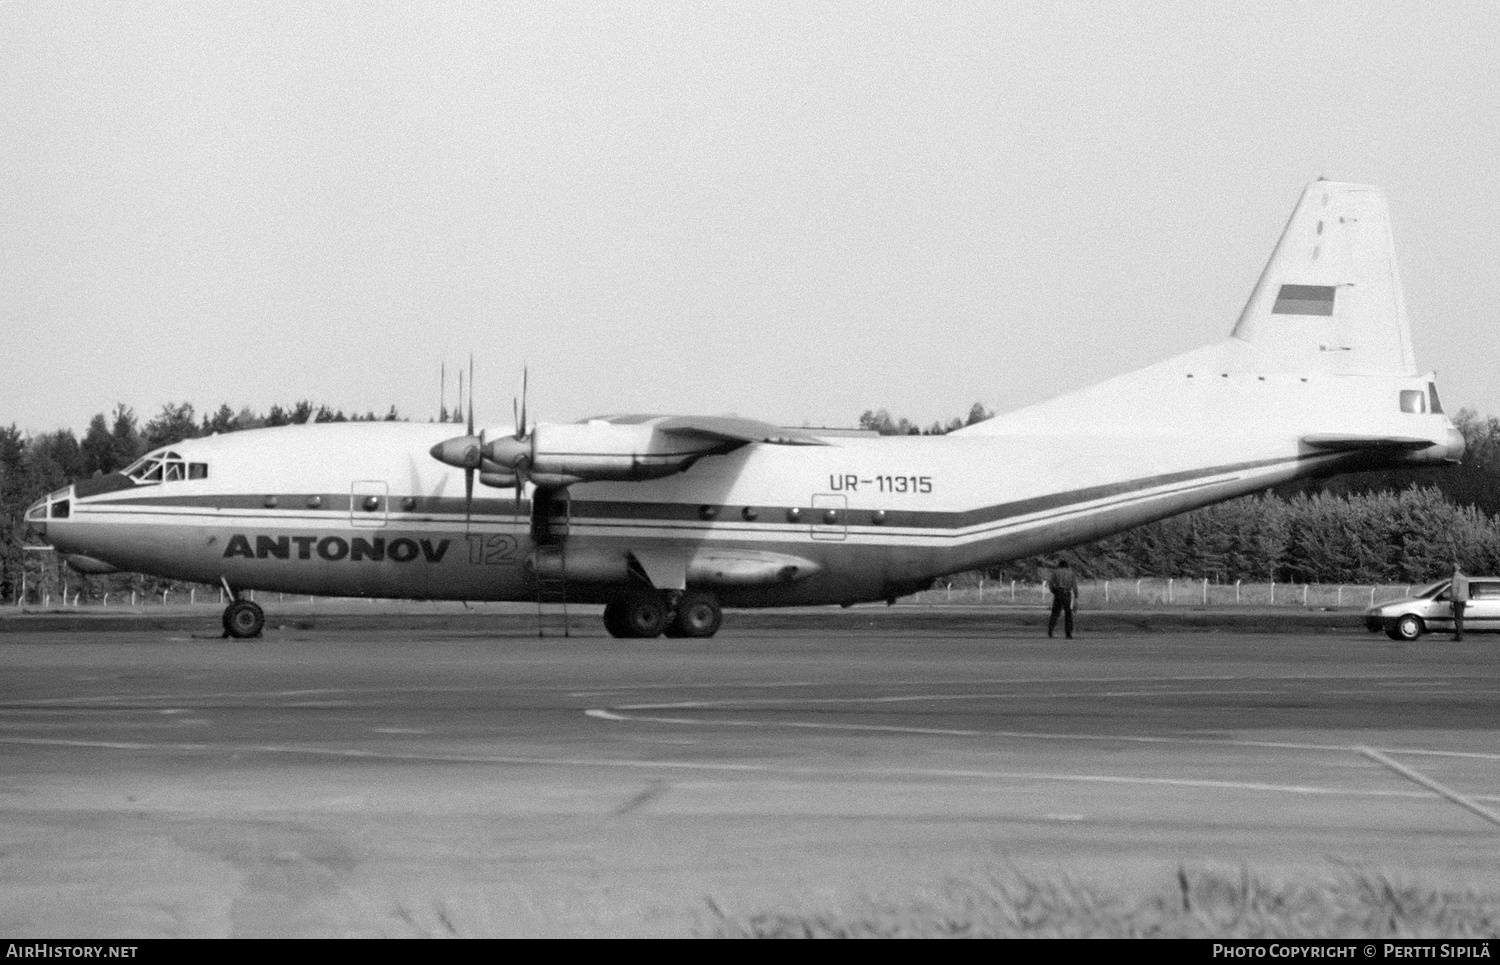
351 480 388 528
811 493 847 541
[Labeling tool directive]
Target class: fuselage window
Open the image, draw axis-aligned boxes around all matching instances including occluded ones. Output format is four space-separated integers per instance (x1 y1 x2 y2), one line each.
163 461 185 482
1428 382 1444 415
189 463 208 480
50 499 70 519
1399 389 1426 414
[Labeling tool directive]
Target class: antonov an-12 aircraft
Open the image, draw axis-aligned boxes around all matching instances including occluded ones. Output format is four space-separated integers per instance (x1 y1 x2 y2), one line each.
26 182 1464 639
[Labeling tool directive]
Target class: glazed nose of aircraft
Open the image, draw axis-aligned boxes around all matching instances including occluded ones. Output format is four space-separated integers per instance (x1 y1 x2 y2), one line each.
23 486 70 538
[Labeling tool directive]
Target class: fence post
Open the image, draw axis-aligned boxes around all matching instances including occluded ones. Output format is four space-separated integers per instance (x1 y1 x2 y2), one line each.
1202 578 1208 605
1010 580 1015 602
1337 586 1343 607
1104 580 1109 604
1270 581 1274 604
1235 580 1241 604
1136 578 1142 599
1303 584 1309 606
131 591 136 607
1370 587 1377 605
1168 578 1174 604
190 588 196 605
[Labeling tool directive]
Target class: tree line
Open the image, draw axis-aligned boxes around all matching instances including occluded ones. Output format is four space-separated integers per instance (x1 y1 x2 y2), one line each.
3 401 1500 604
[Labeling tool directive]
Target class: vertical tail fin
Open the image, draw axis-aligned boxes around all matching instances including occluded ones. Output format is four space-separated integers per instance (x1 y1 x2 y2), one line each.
1231 181 1416 375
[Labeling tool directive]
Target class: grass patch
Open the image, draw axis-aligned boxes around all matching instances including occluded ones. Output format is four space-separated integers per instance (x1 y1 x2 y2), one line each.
702 866 1500 938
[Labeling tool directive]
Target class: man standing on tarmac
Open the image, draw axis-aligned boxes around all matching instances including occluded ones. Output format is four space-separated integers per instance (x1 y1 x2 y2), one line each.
1047 560 1078 639
1451 562 1470 641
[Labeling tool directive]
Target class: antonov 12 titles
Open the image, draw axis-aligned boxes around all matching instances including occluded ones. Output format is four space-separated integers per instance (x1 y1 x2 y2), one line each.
27 182 1464 638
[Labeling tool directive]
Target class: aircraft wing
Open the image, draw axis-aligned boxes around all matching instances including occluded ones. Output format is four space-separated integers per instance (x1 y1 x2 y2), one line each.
1301 434 1437 452
589 415 830 447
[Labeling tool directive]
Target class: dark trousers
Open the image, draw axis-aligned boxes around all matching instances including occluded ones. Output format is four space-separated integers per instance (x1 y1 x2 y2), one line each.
1049 591 1074 638
1453 601 1466 640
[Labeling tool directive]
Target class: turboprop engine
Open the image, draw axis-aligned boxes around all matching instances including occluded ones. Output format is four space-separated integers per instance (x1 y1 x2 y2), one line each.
482 420 731 487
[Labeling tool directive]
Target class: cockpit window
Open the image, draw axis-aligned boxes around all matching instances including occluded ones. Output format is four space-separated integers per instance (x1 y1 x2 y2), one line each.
121 450 203 485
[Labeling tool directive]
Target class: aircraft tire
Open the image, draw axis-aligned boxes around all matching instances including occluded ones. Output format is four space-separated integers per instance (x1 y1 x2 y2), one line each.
611 590 668 638
602 601 631 639
665 590 722 638
224 600 265 639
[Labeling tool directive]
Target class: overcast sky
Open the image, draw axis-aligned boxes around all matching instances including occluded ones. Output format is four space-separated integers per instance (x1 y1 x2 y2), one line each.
4 1 1498 437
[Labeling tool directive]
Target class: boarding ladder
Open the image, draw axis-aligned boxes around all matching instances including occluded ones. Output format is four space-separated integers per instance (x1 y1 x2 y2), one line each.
530 490 571 637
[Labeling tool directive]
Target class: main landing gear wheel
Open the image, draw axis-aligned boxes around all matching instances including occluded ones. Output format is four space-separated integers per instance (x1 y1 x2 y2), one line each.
664 590 722 638
602 590 668 639
223 599 265 639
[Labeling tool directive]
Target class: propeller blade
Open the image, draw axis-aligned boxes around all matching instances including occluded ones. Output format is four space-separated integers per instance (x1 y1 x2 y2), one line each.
466 355 475 437
464 465 474 534
517 366 528 441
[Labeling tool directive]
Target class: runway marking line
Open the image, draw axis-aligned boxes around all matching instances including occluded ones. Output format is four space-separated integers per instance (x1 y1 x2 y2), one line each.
0 735 1458 803
587 706 1500 764
1358 746 1500 829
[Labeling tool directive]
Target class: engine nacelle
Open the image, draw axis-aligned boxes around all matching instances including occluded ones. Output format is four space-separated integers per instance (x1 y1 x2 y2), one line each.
490 421 729 484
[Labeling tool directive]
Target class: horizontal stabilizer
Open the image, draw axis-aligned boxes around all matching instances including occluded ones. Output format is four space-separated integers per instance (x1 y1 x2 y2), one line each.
1301 434 1436 452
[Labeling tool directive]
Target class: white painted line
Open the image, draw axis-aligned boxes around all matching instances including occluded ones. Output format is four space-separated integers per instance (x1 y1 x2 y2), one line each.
587 707 1500 764
1357 746 1500 829
0 735 1447 801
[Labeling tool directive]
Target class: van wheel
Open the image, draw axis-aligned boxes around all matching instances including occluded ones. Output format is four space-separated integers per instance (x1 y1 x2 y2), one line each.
1389 614 1424 641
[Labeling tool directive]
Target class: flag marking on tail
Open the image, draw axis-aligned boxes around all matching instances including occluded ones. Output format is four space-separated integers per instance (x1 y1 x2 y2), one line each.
1271 284 1337 316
